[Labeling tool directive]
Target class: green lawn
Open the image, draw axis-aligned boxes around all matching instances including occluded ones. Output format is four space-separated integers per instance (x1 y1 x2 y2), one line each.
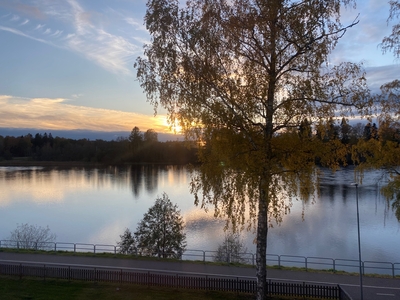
0 275 309 300
0 276 257 300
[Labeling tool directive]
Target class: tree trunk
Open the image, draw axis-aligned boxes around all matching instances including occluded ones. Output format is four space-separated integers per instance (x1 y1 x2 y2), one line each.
256 184 268 300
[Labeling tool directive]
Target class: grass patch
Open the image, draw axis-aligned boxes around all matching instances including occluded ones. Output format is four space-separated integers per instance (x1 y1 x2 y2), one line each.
0 275 262 300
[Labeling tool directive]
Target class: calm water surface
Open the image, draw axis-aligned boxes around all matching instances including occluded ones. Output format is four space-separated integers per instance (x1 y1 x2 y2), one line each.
1 165 399 264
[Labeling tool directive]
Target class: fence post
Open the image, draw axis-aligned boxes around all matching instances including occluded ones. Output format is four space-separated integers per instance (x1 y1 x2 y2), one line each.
74 244 76 253
203 251 205 262
305 257 308 271
252 253 255 266
43 264 46 281
333 259 336 272
392 263 395 278
278 255 281 267
268 279 271 296
94 245 96 254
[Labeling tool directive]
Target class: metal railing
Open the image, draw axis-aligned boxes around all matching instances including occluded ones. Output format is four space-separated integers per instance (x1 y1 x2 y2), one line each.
1 239 399 278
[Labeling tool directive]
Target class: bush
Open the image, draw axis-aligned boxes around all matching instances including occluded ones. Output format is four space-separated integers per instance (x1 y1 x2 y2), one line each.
213 232 248 264
117 228 136 254
6 223 56 250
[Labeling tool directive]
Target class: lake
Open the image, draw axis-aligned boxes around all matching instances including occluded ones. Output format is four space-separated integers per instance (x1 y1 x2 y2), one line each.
1 165 399 267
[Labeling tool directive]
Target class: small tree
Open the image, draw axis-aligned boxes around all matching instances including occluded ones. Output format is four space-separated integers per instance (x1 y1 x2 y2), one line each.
7 223 56 250
117 228 136 254
135 193 186 258
214 232 248 264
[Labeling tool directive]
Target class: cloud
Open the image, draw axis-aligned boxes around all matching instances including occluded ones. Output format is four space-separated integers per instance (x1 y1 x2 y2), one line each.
0 0 146 75
124 17 146 31
34 24 45 30
10 14 19 22
63 0 141 75
20 19 29 26
0 95 170 133
0 25 58 47
365 64 400 91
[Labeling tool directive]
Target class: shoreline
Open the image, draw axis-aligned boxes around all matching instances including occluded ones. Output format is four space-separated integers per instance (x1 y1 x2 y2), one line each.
0 160 192 167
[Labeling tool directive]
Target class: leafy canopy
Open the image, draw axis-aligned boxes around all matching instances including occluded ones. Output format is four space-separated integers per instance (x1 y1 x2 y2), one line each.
136 0 370 229
135 0 370 299
134 193 186 259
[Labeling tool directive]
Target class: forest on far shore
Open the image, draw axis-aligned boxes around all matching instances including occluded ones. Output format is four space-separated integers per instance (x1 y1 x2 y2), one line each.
0 126 198 165
0 119 399 166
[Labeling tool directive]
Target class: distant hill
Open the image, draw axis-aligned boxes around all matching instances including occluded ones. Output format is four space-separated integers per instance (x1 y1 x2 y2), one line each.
0 128 183 142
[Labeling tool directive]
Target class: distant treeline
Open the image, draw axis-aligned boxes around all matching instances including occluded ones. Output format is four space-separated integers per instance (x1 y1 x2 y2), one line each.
0 127 198 165
1 120 399 165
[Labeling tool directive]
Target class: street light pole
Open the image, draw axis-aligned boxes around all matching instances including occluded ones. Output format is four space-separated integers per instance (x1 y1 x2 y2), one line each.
355 183 364 300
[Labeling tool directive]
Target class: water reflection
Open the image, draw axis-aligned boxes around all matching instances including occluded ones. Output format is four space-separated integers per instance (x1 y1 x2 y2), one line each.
0 165 399 265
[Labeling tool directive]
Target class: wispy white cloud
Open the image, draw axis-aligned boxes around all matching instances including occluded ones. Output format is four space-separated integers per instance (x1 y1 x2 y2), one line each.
34 23 45 30
50 29 63 37
0 95 170 133
20 19 29 26
0 0 146 75
124 17 146 31
0 25 58 47
10 14 19 22
62 0 141 75
71 93 83 99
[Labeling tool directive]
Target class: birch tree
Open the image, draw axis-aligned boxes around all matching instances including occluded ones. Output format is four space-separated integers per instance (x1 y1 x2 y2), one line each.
135 1 370 298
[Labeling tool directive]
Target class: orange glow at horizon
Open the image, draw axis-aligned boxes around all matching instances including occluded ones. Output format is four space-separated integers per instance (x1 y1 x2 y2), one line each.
0 95 177 134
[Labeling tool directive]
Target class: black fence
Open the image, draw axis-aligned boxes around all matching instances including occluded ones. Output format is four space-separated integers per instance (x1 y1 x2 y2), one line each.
0 261 351 299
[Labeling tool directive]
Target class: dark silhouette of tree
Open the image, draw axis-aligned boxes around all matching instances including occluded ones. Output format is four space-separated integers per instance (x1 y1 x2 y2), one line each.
117 228 136 254
340 118 351 144
128 126 143 159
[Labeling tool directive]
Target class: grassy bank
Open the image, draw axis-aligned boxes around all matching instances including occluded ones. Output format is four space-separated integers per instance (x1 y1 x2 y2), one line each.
0 275 278 300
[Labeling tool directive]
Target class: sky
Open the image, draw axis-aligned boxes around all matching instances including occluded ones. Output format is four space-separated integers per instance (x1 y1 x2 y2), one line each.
0 0 398 139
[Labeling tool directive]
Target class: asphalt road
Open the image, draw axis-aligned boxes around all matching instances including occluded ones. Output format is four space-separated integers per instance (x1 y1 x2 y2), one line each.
1 252 399 300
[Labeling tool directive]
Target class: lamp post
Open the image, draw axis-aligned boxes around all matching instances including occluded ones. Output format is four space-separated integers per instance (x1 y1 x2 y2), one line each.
354 183 363 300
